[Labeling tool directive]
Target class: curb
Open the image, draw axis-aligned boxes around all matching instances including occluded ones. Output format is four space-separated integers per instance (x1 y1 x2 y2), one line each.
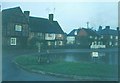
13 60 117 81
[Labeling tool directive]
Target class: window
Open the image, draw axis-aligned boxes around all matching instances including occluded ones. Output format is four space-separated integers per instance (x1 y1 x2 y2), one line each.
74 31 77 35
89 36 92 38
58 41 63 45
10 38 16 45
101 35 103 38
95 36 97 39
110 35 113 39
115 42 118 46
15 25 22 31
116 36 118 39
45 33 55 40
37 33 42 36
94 41 97 45
91 42 94 45
98 42 101 45
58 34 62 37
109 42 112 45
48 41 51 46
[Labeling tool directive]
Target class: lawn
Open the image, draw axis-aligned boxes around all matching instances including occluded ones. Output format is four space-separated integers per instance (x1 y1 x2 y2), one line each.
14 55 118 78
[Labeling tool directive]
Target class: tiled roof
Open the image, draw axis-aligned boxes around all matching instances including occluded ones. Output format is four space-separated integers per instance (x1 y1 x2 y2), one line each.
97 28 118 35
52 21 64 34
68 28 99 36
68 29 78 36
2 7 28 23
29 16 64 34
80 28 99 36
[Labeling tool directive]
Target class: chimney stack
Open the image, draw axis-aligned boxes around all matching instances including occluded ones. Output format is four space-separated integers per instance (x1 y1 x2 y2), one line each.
24 11 30 21
117 27 119 31
98 26 102 31
49 14 54 22
24 11 30 16
105 26 110 30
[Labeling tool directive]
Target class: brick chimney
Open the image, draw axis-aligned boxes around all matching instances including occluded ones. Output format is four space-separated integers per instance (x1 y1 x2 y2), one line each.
105 26 110 30
98 26 102 31
117 27 119 31
49 14 54 22
24 11 30 21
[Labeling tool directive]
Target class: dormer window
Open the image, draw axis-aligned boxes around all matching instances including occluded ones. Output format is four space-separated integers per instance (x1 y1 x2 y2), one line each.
15 25 22 31
74 31 77 35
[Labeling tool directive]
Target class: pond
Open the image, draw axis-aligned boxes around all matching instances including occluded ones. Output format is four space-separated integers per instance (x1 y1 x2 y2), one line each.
38 51 118 65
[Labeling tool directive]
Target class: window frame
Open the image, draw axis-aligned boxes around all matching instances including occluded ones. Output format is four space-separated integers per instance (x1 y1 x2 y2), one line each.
15 25 22 31
10 38 16 45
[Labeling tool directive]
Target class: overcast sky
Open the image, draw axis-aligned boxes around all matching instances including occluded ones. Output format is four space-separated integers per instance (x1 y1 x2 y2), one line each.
1 2 118 33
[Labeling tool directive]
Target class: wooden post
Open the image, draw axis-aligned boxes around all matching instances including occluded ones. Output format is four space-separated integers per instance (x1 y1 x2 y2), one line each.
38 42 41 53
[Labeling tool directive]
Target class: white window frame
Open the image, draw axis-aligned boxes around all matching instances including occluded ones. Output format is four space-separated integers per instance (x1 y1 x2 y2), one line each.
95 36 97 39
37 33 42 36
110 35 113 39
101 35 103 38
89 36 92 38
48 41 51 46
58 34 62 37
15 25 22 31
109 41 112 46
10 38 16 45
115 36 118 40
74 31 77 35
115 42 118 46
98 42 101 45
45 33 55 40
58 41 63 45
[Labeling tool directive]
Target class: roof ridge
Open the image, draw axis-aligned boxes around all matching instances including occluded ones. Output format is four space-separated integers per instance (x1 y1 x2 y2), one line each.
29 16 48 20
2 6 21 11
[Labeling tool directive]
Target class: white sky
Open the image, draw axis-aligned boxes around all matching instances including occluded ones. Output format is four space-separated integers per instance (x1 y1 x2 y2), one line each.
1 1 118 34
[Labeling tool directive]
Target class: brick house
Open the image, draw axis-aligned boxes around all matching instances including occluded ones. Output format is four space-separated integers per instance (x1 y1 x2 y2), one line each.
28 14 65 49
67 28 101 48
97 26 119 48
2 7 29 48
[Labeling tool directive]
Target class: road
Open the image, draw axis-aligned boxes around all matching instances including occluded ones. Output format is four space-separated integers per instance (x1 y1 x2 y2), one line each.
2 49 75 81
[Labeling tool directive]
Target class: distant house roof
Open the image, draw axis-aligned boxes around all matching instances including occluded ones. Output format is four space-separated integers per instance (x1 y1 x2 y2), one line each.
97 28 118 36
68 29 78 36
29 16 64 34
2 7 28 23
79 28 99 36
68 28 99 36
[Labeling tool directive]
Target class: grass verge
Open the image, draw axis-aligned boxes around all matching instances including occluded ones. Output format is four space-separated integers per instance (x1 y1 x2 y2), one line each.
14 55 118 78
